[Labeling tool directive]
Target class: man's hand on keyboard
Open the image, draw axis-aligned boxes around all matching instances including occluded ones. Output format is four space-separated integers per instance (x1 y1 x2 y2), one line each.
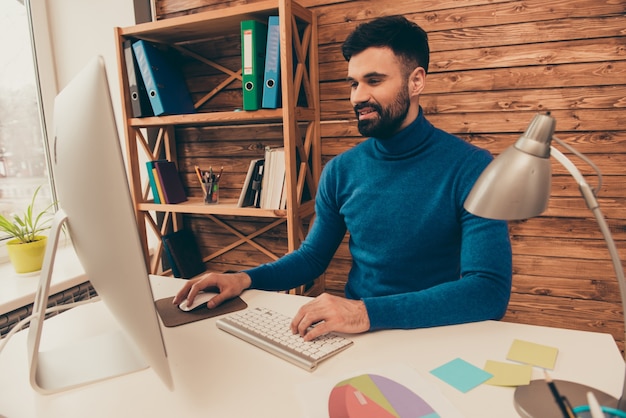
173 272 252 309
290 293 370 341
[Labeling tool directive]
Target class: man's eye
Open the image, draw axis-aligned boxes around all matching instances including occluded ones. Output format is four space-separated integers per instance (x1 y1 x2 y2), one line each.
368 79 381 85
348 81 358 89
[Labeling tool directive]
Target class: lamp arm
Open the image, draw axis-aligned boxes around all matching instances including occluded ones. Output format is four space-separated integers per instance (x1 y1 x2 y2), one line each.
552 146 626 409
554 136 603 195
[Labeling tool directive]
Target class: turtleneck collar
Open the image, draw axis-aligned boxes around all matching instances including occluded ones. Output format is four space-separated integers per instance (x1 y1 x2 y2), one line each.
371 107 434 159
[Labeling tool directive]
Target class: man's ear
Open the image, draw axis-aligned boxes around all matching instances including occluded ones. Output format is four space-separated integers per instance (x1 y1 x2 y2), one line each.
408 67 426 98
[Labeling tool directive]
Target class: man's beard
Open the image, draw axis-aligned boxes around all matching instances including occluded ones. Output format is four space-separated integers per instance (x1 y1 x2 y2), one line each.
355 88 411 139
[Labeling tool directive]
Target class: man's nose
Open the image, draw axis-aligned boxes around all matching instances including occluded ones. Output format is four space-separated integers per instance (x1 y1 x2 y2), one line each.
351 84 371 106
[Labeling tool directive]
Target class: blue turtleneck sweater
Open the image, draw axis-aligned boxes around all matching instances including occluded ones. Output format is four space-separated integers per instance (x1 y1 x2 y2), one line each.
245 110 512 330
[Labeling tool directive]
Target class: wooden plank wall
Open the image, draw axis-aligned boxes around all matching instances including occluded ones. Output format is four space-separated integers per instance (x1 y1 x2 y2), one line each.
154 0 626 351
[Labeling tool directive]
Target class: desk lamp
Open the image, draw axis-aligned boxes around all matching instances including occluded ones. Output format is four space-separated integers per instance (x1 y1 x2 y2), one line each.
464 112 626 417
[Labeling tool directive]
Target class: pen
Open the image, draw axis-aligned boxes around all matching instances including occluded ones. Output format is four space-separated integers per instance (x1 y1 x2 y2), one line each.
587 391 604 418
207 178 214 200
544 370 576 418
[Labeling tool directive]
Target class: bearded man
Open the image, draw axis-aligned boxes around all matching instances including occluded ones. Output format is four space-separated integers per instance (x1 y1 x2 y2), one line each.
175 15 513 340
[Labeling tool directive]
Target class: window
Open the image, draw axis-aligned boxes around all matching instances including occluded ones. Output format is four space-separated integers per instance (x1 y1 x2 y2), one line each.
0 0 54 261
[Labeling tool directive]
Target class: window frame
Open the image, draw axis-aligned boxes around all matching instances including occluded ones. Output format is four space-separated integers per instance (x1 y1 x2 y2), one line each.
0 0 58 263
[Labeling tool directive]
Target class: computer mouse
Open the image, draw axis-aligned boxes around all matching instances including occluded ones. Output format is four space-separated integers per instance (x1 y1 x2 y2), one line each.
178 292 217 312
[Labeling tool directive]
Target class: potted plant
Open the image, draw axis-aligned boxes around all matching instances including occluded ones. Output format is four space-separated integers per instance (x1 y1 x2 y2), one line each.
0 186 55 274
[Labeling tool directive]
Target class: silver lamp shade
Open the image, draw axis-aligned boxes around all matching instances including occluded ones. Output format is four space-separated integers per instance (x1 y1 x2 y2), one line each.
464 113 556 220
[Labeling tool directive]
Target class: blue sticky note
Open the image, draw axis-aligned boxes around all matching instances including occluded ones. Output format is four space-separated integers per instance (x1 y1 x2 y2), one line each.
430 358 493 393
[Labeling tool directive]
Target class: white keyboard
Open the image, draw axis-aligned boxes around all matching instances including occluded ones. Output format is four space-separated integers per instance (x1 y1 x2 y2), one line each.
216 307 353 371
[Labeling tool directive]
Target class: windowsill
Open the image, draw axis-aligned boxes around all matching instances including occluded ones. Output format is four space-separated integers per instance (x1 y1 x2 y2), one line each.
0 244 88 316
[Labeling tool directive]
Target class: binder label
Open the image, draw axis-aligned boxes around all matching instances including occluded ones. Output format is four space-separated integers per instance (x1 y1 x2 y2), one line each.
243 29 254 76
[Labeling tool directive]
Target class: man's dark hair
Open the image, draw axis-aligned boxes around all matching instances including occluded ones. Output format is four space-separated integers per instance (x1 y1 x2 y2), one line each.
341 15 430 75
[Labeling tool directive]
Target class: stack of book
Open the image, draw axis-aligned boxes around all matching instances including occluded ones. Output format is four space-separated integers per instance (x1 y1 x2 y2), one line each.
237 158 264 208
146 160 187 204
237 146 286 210
260 146 286 209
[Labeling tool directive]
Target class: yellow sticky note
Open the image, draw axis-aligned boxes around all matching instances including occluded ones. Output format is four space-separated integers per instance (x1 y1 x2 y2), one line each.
484 360 533 386
506 339 559 369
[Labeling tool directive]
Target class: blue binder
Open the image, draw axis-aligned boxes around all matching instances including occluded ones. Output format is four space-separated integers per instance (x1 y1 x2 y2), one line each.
262 16 281 109
132 40 195 116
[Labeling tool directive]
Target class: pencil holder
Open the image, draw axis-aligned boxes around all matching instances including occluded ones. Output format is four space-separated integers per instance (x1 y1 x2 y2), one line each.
204 181 219 204
573 405 626 417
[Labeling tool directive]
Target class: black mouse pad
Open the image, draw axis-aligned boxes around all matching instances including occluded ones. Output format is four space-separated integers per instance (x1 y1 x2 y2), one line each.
155 296 247 327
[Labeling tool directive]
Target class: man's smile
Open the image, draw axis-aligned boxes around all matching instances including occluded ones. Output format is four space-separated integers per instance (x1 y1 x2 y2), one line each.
355 104 379 120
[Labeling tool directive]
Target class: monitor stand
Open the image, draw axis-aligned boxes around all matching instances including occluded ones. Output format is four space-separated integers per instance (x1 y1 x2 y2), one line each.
26 209 148 394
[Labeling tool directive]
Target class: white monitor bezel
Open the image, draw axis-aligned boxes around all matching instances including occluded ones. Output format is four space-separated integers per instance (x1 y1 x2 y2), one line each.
26 56 173 394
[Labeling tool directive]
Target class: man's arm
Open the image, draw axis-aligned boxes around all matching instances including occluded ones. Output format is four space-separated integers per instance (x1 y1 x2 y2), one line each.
363 212 512 330
243 165 348 291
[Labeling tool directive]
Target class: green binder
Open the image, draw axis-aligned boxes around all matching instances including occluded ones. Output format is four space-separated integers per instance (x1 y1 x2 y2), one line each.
240 20 268 110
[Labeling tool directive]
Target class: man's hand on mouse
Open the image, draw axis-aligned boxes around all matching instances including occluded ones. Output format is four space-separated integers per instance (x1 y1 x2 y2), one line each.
290 293 370 341
173 271 251 309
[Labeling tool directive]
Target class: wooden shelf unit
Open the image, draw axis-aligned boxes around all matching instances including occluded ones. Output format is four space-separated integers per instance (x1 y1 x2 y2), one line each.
114 0 322 295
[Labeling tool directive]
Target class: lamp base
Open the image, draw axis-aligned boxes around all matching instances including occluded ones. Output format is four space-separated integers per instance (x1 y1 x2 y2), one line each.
515 379 618 417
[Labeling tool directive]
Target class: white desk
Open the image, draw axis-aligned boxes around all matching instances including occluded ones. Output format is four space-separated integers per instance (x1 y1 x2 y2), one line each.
0 275 623 418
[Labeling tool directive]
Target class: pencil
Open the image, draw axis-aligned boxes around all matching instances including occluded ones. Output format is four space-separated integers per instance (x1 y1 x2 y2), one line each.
194 165 207 197
544 370 576 418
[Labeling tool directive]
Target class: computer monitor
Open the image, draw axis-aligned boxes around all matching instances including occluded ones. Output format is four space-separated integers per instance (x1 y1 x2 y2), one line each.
26 56 173 394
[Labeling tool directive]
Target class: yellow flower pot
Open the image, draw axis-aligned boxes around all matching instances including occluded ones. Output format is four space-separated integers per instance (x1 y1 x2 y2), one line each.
6 236 48 274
